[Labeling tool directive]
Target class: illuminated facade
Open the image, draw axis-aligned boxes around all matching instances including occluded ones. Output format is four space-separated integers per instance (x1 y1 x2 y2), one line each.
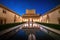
0 4 60 24
22 9 40 22
0 4 22 24
40 5 60 24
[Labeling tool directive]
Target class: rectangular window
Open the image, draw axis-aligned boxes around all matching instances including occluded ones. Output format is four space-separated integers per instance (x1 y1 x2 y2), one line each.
3 10 6 14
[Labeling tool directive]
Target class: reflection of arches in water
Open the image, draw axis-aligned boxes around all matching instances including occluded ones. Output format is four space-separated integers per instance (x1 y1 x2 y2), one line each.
28 34 36 40
28 18 33 28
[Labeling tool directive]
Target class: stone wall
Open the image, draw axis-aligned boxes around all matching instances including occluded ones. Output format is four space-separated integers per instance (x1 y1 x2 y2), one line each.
0 5 21 24
40 7 60 24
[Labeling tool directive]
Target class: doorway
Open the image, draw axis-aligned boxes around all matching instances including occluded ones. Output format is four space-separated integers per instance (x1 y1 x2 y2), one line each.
0 19 3 24
58 18 60 24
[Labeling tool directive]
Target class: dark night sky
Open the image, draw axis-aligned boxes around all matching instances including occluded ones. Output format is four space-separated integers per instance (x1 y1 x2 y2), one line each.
0 0 60 16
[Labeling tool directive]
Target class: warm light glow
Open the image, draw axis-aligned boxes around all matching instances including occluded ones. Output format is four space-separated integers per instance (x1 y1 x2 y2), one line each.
25 19 27 21
33 24 37 27
47 19 49 23
40 17 42 22
30 23 32 27
24 24 28 27
30 18 32 21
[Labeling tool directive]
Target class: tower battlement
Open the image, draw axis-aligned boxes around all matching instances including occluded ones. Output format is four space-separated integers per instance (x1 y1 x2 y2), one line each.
26 9 35 14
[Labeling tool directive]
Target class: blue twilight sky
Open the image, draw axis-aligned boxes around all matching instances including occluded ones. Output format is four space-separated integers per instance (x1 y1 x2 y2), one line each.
0 0 60 16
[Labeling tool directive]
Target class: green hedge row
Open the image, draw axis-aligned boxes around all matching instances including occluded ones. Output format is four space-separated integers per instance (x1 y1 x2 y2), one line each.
0 22 25 31
36 22 60 30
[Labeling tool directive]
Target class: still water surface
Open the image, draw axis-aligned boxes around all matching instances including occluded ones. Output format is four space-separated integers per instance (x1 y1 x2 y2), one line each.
9 29 54 40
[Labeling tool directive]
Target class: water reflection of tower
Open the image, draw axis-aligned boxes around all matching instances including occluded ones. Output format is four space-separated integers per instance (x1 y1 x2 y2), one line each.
28 18 33 28
28 34 36 40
